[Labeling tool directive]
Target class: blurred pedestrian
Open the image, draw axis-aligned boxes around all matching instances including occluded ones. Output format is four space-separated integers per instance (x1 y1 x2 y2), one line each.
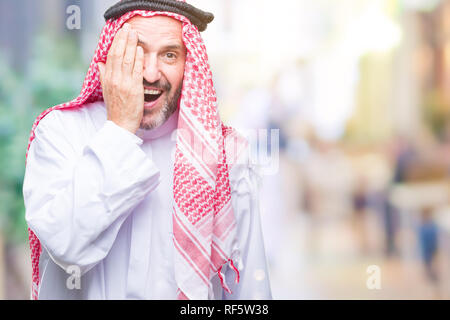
418 207 439 284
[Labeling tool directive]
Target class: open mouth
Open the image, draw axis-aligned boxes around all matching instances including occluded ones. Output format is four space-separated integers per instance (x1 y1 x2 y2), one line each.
144 88 163 103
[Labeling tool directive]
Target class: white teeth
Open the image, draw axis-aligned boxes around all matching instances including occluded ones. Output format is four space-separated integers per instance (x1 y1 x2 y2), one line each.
144 89 162 95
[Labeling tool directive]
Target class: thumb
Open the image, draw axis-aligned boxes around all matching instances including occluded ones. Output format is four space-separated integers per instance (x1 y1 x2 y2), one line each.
97 62 105 83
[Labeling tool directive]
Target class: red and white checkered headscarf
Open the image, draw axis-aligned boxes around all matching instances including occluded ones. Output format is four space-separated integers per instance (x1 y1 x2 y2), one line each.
26 2 247 300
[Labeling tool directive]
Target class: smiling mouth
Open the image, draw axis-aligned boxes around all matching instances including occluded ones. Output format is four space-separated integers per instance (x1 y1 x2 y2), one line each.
144 88 163 102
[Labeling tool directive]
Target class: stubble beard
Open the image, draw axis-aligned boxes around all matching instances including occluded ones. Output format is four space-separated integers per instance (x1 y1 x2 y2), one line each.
139 84 182 131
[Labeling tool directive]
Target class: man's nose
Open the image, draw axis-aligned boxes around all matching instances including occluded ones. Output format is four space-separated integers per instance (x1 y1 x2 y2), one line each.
143 54 162 83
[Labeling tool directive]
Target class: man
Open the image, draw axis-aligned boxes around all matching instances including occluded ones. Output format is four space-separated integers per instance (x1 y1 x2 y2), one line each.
22 0 271 300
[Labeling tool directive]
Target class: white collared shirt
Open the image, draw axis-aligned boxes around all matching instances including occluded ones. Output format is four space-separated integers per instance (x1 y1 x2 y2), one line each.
23 101 272 300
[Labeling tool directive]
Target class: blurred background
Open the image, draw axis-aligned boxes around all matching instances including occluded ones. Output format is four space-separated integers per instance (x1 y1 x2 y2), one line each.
1 0 450 299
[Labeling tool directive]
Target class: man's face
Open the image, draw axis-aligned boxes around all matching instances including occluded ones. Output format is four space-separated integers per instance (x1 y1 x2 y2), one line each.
127 16 186 130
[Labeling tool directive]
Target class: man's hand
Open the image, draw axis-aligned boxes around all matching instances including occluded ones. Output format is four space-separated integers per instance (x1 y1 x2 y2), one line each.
98 23 144 134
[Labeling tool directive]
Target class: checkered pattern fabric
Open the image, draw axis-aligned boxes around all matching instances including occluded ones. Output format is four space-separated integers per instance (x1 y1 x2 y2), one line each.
26 4 246 300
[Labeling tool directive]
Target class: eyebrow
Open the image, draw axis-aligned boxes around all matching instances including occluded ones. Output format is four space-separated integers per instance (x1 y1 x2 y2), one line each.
137 38 183 52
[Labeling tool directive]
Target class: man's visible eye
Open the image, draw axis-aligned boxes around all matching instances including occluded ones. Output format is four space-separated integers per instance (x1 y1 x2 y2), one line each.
165 52 177 59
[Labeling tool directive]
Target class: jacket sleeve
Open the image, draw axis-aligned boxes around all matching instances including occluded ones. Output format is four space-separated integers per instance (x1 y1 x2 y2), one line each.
23 112 160 275
222 141 273 300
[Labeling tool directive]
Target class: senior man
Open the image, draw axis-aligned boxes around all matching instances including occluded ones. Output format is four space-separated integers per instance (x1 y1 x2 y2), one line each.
23 0 271 300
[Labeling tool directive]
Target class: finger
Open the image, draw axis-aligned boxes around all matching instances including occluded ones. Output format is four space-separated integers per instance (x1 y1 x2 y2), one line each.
97 62 105 84
106 28 122 71
98 62 109 101
122 29 138 75
133 46 144 82
108 24 131 77
112 23 131 71
105 29 123 80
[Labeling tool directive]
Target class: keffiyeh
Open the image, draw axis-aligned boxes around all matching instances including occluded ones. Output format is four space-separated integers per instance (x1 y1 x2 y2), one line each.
26 0 247 300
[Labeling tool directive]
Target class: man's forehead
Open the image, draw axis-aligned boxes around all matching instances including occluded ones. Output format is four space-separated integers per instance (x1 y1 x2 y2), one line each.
127 15 183 30
127 16 185 50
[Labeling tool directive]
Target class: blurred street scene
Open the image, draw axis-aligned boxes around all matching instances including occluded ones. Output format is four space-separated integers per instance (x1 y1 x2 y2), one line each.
1 0 450 299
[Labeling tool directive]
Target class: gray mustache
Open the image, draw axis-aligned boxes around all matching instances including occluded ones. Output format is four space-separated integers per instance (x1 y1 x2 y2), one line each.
143 79 171 91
